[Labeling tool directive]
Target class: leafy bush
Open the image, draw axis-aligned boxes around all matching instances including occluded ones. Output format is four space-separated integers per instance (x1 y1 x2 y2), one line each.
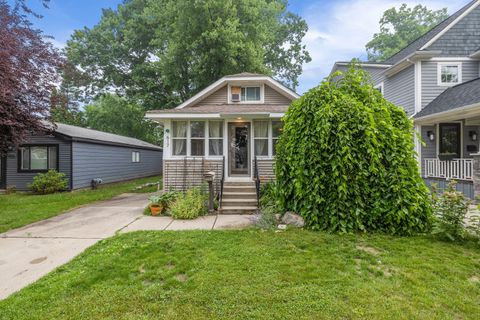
275 64 433 235
432 181 471 241
169 187 208 220
147 191 179 216
29 170 68 194
256 182 282 230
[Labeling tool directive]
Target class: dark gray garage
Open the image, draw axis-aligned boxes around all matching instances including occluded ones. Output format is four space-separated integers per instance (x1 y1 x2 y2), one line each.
0 123 163 191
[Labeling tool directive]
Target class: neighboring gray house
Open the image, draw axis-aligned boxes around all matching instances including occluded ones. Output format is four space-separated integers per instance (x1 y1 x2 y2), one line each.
331 0 480 198
0 123 163 191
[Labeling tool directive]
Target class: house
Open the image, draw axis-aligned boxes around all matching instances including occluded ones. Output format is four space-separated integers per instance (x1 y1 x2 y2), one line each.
330 0 480 199
146 72 298 213
0 123 163 191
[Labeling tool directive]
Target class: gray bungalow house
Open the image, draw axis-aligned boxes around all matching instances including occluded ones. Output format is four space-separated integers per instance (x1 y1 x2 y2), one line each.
0 123 163 191
331 0 480 198
146 72 298 213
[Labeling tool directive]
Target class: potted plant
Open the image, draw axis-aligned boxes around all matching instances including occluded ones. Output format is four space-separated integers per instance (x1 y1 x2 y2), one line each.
148 195 162 216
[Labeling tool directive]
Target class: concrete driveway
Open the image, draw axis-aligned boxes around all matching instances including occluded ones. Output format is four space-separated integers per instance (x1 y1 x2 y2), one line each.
0 193 255 300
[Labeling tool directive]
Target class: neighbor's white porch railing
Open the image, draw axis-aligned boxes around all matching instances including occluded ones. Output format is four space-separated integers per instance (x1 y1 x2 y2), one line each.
424 158 474 181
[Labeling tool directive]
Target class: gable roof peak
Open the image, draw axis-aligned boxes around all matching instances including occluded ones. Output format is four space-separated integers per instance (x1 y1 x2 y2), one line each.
384 0 480 65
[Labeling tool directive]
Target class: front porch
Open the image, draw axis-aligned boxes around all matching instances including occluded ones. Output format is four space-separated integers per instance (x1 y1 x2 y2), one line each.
418 116 480 200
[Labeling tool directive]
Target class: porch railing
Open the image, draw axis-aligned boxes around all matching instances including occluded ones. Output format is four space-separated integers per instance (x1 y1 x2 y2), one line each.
424 158 474 181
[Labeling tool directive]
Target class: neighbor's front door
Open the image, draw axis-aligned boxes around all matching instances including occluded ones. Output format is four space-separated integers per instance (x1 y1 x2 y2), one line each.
228 122 250 177
0 156 6 189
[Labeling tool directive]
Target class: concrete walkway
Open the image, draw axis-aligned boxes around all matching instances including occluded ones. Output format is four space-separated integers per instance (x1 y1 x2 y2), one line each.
0 193 255 300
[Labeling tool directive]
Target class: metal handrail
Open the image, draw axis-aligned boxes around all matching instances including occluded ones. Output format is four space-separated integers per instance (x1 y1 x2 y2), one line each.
254 155 260 207
219 156 225 208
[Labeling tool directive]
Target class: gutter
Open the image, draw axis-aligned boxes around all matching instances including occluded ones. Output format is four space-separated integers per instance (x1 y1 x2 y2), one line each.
414 102 480 123
383 51 441 77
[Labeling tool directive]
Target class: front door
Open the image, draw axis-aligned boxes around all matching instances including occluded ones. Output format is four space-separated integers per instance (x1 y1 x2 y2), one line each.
0 155 6 189
228 122 250 177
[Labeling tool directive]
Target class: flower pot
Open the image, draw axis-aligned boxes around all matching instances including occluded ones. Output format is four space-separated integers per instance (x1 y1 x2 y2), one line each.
150 204 163 216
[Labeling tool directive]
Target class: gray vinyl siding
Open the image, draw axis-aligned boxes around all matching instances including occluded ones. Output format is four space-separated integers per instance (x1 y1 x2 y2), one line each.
5 135 72 191
421 60 479 108
72 142 162 189
427 5 480 56
198 85 228 105
424 178 474 199
364 67 386 85
464 124 480 157
384 65 415 116
420 125 436 176
264 85 292 105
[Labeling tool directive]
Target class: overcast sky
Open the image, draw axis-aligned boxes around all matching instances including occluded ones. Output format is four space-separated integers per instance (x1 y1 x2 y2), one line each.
21 0 470 93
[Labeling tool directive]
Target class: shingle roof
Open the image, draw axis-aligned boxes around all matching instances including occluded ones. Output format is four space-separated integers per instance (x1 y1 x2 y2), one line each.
147 104 289 114
52 123 162 150
384 0 479 64
414 78 480 119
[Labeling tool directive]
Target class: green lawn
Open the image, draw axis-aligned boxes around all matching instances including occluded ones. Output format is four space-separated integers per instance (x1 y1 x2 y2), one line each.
1 230 479 319
0 176 161 233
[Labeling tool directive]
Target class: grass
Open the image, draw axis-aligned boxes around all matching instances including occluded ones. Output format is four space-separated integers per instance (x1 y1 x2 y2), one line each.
0 230 479 319
0 176 162 233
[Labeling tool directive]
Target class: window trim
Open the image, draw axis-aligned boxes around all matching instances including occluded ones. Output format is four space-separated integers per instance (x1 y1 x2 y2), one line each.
17 144 59 173
437 62 462 86
227 84 265 104
171 120 225 159
132 151 140 163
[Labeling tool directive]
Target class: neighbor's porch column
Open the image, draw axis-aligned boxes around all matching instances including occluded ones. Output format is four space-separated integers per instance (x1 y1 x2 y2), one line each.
472 153 480 202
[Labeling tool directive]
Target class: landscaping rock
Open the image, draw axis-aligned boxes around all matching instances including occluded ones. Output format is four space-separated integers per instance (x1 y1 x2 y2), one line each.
277 224 287 230
274 214 282 222
281 212 305 228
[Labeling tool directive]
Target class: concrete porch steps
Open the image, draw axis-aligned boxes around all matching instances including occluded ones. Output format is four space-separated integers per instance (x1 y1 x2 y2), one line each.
220 181 258 215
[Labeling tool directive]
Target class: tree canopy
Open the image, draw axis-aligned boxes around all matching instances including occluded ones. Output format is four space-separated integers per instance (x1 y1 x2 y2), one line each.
366 4 448 62
275 65 432 235
64 0 311 110
83 95 162 145
0 0 62 153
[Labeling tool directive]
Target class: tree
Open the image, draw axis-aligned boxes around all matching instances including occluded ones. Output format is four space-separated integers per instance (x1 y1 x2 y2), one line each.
0 0 62 154
84 94 162 145
64 0 311 110
275 65 432 235
366 4 448 61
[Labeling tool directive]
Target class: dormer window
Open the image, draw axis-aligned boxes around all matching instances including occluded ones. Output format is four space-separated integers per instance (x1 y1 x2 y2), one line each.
241 87 260 101
230 85 262 103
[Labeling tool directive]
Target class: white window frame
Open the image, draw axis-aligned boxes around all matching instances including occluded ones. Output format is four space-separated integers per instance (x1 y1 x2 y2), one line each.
252 119 283 159
207 120 224 158
131 151 140 163
171 120 188 157
189 120 206 157
170 120 226 159
437 62 462 86
374 82 384 96
227 84 265 104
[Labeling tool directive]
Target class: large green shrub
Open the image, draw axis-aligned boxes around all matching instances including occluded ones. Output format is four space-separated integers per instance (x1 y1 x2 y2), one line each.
275 65 433 235
29 170 68 194
169 187 208 220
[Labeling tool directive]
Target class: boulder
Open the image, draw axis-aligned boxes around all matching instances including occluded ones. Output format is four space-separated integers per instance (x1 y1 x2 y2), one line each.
281 212 305 228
